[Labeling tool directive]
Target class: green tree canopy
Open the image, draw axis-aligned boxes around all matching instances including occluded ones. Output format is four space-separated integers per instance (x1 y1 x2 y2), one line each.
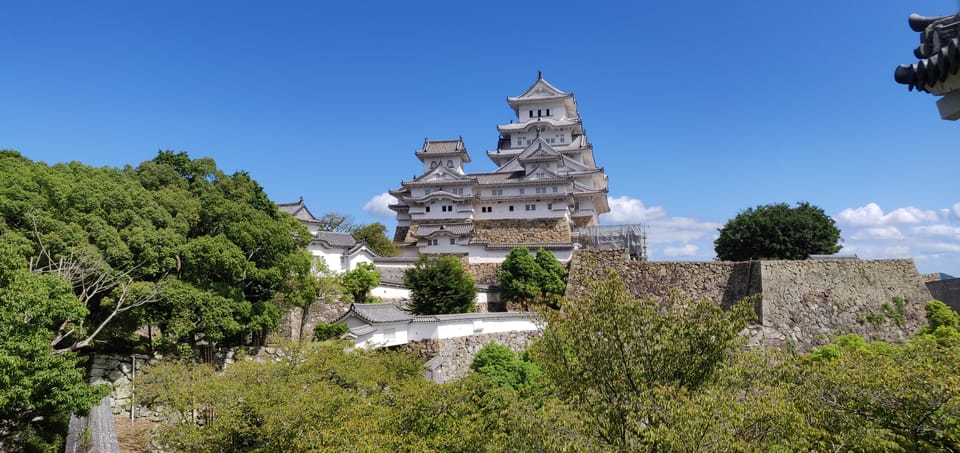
0 150 316 354
499 247 566 309
714 201 842 261
315 212 355 233
404 254 476 315
0 243 110 450
352 222 397 257
342 262 380 303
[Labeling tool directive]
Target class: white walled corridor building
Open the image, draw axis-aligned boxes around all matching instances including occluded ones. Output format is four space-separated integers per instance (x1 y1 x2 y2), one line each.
388 74 610 263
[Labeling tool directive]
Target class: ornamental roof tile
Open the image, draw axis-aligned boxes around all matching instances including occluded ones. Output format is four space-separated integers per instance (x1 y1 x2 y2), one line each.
312 231 357 248
277 198 319 223
338 303 413 324
895 13 960 93
411 223 474 238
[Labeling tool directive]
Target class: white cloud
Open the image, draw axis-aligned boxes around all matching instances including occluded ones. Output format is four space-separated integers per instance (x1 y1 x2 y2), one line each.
926 242 960 253
836 202 960 275
362 192 397 218
836 203 939 227
664 244 699 257
601 196 666 223
849 227 903 240
884 245 910 256
646 217 722 244
911 224 960 238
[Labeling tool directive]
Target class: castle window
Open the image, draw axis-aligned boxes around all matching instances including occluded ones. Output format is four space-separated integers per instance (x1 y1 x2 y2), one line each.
430 161 438 168
509 205 514 212
560 135 565 143
519 188 525 194
537 109 542 117
548 203 553 210
536 186 547 194
546 108 551 116
428 239 438 246
425 206 430 213
525 204 536 211
552 186 558 193
492 188 502 196
447 160 453 168
529 110 533 118
481 206 492 213
449 238 455 245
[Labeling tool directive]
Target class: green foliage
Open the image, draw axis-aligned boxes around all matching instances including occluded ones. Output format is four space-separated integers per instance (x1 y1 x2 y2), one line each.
0 243 109 450
0 150 316 355
341 262 380 303
714 201 842 260
314 323 349 341
470 342 536 390
499 247 566 309
352 222 397 257
918 300 960 347
404 255 476 315
315 211 354 233
798 333 960 450
531 271 757 449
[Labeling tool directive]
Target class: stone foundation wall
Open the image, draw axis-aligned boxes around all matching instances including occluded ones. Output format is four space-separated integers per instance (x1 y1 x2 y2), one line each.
759 259 930 350
566 250 933 352
927 278 960 313
472 218 571 244
566 250 759 310
279 301 351 342
465 262 501 286
405 330 542 383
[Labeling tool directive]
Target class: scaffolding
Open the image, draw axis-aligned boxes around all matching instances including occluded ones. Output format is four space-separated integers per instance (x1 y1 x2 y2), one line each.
574 224 647 260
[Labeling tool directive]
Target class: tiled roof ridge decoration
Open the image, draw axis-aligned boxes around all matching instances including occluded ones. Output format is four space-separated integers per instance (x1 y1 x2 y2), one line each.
895 12 960 93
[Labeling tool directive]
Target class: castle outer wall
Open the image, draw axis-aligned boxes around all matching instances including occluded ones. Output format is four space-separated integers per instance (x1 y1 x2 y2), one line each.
566 250 933 351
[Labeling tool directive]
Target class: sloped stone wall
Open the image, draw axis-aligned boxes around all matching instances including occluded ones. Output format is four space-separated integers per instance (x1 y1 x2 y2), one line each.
927 278 960 313
405 330 542 383
566 250 933 352
465 262 501 286
472 218 570 244
566 250 760 310
759 259 930 350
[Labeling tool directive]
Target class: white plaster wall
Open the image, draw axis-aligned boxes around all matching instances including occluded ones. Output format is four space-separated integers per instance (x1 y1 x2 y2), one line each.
372 285 410 301
467 246 573 264
308 248 345 274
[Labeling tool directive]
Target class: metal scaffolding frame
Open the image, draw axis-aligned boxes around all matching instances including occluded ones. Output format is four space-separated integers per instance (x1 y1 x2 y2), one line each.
573 224 647 260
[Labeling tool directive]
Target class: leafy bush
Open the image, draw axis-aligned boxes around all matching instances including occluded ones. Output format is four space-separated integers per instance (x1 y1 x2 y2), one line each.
314 323 349 341
404 255 476 315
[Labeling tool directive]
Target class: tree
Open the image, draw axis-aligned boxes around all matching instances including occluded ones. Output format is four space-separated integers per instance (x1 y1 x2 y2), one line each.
499 247 566 309
714 202 842 261
315 212 355 233
404 255 476 315
530 271 756 449
0 243 109 450
0 150 317 355
470 342 536 390
352 222 397 257
342 262 380 303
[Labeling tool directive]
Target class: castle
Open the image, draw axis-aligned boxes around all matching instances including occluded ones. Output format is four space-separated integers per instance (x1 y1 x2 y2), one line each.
388 74 610 263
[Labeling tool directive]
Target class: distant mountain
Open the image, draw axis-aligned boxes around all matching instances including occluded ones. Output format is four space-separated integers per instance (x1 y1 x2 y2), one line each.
938 273 956 280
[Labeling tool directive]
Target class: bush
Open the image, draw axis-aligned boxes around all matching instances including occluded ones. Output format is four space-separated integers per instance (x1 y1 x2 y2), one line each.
314 323 349 341
404 255 476 315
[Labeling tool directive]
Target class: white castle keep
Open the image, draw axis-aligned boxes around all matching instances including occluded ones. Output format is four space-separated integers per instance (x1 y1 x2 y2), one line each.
388 74 611 263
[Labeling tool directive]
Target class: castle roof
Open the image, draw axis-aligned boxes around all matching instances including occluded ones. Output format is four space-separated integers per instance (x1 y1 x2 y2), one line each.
894 13 960 95
416 137 471 162
506 73 578 118
277 198 319 223
311 231 357 249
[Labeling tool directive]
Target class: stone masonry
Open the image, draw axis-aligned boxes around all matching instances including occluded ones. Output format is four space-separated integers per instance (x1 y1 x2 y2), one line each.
566 249 934 351
404 330 542 383
472 218 571 244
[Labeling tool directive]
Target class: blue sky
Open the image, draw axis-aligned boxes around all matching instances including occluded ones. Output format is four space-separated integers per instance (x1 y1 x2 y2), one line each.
2 1 958 276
